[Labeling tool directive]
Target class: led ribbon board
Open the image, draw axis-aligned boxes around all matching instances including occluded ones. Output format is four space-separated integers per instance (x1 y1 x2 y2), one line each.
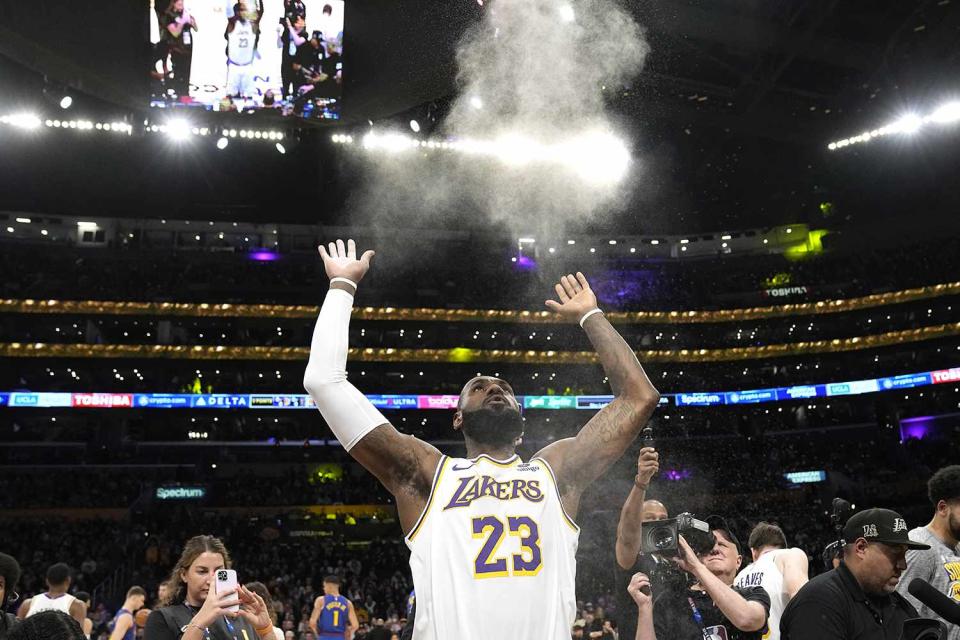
1 367 956 410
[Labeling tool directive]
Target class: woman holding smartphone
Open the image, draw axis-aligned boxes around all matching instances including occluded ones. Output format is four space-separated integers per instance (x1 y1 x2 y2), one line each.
144 535 273 640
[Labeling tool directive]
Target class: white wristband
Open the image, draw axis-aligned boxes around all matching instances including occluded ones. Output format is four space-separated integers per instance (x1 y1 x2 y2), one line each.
329 277 358 292
579 308 603 328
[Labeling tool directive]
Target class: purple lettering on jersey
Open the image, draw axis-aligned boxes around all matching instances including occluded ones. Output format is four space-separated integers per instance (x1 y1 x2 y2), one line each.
443 476 544 510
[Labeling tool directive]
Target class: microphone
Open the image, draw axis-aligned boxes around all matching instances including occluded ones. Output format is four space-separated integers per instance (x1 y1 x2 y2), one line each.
907 578 960 625
641 426 655 449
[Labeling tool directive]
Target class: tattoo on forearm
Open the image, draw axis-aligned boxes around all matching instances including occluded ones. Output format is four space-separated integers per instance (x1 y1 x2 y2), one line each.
557 316 659 491
583 315 656 399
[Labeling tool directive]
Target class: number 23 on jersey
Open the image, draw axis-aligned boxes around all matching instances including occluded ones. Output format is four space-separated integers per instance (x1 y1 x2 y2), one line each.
472 515 543 578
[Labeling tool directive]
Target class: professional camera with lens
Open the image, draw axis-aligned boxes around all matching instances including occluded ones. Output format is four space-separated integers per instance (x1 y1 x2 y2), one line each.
641 512 716 557
900 618 947 640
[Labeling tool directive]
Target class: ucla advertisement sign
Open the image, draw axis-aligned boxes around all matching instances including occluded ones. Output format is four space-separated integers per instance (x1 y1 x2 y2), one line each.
0 365 953 412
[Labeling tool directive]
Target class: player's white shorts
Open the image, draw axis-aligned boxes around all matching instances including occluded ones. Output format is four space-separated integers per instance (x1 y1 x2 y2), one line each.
226 62 255 97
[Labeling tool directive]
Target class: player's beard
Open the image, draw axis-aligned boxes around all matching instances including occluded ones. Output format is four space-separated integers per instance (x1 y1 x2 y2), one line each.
459 405 524 448
949 510 960 541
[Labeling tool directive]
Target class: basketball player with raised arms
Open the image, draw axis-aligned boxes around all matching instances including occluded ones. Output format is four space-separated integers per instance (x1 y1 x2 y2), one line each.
303 239 660 640
224 1 259 101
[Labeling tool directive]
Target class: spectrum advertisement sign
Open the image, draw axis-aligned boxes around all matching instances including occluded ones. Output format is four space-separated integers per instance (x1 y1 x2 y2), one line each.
155 485 207 501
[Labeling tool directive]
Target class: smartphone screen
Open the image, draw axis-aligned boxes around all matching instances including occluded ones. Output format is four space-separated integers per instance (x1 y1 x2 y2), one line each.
215 569 240 613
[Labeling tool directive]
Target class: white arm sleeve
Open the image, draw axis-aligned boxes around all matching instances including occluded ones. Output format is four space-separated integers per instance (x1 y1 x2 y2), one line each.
303 287 388 451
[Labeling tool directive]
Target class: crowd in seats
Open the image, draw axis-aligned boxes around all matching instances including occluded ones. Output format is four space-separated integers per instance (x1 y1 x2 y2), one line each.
3 339 957 400
1 295 954 353
1 234 959 311
0 466 391 509
3 428 958 637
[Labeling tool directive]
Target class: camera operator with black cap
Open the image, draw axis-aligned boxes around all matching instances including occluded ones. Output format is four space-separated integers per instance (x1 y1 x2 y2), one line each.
781 508 929 640
629 516 771 640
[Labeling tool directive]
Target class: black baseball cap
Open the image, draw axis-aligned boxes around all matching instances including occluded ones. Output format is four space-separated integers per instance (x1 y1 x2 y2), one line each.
842 508 930 549
705 515 742 554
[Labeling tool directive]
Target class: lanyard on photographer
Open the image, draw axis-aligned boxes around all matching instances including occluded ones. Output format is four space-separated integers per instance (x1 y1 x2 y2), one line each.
687 596 711 640
179 607 243 640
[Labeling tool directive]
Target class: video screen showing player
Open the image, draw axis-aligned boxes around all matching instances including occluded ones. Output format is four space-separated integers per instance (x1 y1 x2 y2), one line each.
148 0 344 120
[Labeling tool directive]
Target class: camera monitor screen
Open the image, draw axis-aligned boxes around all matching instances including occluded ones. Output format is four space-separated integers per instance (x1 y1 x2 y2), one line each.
148 0 344 120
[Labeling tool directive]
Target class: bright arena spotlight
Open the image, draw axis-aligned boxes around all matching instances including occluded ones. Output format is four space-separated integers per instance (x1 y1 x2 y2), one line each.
928 101 960 124
351 127 632 184
59 95 73 109
1 113 43 130
827 98 960 150
559 130 631 185
165 118 192 141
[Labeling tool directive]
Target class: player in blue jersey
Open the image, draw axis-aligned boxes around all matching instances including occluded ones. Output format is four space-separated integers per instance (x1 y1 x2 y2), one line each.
308 576 358 640
108 586 146 640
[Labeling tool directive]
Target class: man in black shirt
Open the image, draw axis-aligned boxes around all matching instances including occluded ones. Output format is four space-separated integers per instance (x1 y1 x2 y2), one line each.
293 31 326 89
614 447 663 640
279 15 307 98
279 0 307 98
635 516 771 640
781 508 929 640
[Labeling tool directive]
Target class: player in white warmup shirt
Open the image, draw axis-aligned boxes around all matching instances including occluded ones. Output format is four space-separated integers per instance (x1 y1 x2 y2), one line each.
224 1 259 100
17 562 87 627
303 239 661 640
733 522 809 640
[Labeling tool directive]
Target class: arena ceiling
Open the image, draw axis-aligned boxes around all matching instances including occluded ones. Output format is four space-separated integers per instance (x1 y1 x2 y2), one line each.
0 0 958 236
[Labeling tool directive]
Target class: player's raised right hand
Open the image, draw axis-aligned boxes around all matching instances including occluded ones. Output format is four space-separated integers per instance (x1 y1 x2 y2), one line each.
318 239 375 285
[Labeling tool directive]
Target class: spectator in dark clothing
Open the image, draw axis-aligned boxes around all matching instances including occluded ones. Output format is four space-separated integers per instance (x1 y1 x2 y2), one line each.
160 0 198 99
143 535 271 640
636 518 770 640
8 610 84 640
781 508 928 640
0 553 21 639
279 15 307 98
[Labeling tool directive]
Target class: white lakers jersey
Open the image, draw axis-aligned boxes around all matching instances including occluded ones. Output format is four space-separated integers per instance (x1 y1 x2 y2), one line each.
735 549 788 640
26 592 76 618
406 454 580 640
227 20 256 66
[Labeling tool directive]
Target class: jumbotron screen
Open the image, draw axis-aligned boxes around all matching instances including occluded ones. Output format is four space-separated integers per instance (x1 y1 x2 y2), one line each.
148 0 344 120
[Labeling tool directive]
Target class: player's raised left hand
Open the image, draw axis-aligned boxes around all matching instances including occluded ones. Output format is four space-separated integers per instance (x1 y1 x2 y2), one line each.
545 272 599 323
318 239 376 285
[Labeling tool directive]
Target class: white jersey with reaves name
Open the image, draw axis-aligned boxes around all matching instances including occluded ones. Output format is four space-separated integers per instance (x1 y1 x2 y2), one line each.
405 454 580 640
735 549 789 640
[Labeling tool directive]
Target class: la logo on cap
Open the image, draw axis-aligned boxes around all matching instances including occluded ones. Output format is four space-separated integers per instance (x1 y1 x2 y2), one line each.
863 524 879 537
893 518 907 532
